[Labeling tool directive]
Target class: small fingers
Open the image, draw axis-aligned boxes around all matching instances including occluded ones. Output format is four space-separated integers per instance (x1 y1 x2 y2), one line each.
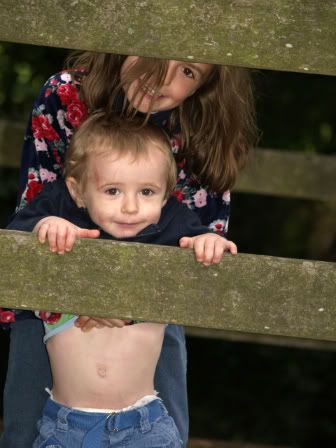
75 316 130 332
37 222 49 244
193 237 207 264
65 229 77 252
227 241 238 255
77 228 100 239
192 235 238 265
179 236 193 248
55 225 68 254
80 319 98 332
46 225 58 253
201 237 217 265
75 316 91 328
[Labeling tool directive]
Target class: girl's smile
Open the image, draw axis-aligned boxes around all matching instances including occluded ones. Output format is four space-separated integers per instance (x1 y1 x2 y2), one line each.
121 57 214 113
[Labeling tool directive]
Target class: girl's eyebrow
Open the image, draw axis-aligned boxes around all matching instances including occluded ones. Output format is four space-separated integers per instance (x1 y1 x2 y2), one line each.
188 63 212 78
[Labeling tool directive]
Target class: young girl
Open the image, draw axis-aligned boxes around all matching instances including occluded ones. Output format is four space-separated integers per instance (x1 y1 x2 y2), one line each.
0 52 256 447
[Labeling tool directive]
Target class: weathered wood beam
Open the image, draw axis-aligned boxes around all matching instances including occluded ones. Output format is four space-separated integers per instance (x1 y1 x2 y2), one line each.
1 120 335 202
1 230 335 342
185 327 336 351
235 148 336 202
0 1 335 75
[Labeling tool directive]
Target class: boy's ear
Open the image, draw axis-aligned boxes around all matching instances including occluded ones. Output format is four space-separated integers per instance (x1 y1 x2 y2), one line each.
162 197 167 207
65 177 86 208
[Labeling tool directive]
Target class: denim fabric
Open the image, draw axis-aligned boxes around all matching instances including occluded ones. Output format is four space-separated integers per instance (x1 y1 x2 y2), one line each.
33 398 182 447
155 325 188 445
0 319 51 448
0 322 188 447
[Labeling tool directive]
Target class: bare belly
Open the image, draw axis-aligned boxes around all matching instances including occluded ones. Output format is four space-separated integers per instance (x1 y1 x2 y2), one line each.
46 322 165 409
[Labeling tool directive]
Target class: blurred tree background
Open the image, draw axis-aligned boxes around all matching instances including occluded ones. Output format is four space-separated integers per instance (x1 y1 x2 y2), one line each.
0 42 335 447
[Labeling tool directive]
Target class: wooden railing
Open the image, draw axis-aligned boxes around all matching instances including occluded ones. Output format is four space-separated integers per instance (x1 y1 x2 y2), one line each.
0 0 335 75
0 2 335 445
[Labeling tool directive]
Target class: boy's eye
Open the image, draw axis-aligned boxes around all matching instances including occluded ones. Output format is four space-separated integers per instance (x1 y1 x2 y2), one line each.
106 187 119 196
182 67 195 79
141 188 154 196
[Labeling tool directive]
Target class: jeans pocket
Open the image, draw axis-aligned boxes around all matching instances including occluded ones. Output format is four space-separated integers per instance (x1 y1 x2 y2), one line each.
134 415 182 448
33 416 63 448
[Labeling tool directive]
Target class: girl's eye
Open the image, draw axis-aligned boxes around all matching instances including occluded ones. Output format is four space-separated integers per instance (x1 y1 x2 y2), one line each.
141 188 154 196
182 67 195 79
106 187 119 196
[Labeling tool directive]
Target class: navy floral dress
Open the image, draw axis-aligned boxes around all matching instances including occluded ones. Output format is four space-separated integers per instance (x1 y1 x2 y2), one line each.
0 71 230 324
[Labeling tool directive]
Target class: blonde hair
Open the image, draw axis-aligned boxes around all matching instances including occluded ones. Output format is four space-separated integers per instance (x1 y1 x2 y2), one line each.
66 52 257 192
64 113 177 198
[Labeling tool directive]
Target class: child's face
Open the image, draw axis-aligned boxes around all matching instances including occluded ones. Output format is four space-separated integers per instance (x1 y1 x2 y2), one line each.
121 57 213 113
69 144 168 239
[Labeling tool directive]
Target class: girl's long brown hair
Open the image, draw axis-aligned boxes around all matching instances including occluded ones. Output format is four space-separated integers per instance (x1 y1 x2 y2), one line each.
66 52 257 193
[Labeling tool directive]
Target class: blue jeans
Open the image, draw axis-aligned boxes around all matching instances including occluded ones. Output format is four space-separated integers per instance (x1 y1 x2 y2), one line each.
0 320 188 447
33 397 181 447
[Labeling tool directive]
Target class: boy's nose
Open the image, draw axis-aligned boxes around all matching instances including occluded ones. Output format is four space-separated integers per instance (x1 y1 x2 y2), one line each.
121 196 138 214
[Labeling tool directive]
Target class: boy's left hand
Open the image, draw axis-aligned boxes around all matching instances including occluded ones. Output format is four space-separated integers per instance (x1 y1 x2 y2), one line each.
179 233 237 265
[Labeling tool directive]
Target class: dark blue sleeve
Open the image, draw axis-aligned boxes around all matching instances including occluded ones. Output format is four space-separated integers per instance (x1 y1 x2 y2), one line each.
8 182 60 232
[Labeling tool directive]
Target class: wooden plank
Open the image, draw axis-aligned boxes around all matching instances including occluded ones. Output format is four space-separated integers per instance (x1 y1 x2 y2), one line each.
0 120 335 202
185 327 336 351
235 148 336 202
1 230 336 342
0 1 335 75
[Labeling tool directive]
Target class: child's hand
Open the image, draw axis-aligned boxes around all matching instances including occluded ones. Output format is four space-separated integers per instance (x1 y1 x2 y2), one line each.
75 316 132 332
179 233 237 265
34 216 100 254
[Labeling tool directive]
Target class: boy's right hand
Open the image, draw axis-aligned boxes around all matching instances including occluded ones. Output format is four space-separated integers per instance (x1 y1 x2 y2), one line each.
75 316 132 331
34 216 100 254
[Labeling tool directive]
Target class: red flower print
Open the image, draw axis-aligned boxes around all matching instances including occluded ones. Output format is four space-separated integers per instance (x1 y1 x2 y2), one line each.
45 88 52 97
57 83 79 105
26 180 43 203
65 100 88 128
52 149 62 166
177 158 186 169
38 311 62 324
171 190 185 202
32 115 59 141
209 219 226 236
0 310 16 323
171 136 182 153
214 223 224 233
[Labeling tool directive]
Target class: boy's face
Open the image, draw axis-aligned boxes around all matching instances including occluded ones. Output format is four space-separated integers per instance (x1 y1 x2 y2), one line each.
68 143 168 238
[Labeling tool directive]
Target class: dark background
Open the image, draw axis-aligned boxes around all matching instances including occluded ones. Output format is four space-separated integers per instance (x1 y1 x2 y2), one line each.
0 42 335 447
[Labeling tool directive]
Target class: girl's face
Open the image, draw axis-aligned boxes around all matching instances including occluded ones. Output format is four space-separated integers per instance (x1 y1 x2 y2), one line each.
121 57 214 113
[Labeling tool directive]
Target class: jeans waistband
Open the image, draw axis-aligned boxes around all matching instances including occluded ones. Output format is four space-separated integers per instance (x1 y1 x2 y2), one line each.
43 397 166 432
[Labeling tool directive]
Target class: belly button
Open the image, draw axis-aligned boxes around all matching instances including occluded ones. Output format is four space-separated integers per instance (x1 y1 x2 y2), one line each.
97 364 107 378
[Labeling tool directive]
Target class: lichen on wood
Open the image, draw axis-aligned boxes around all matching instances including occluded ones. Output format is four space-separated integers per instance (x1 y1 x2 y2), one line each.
0 0 335 75
1 230 336 342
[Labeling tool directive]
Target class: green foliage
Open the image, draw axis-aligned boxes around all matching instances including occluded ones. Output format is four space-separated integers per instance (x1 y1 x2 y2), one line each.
0 42 68 119
256 70 336 155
